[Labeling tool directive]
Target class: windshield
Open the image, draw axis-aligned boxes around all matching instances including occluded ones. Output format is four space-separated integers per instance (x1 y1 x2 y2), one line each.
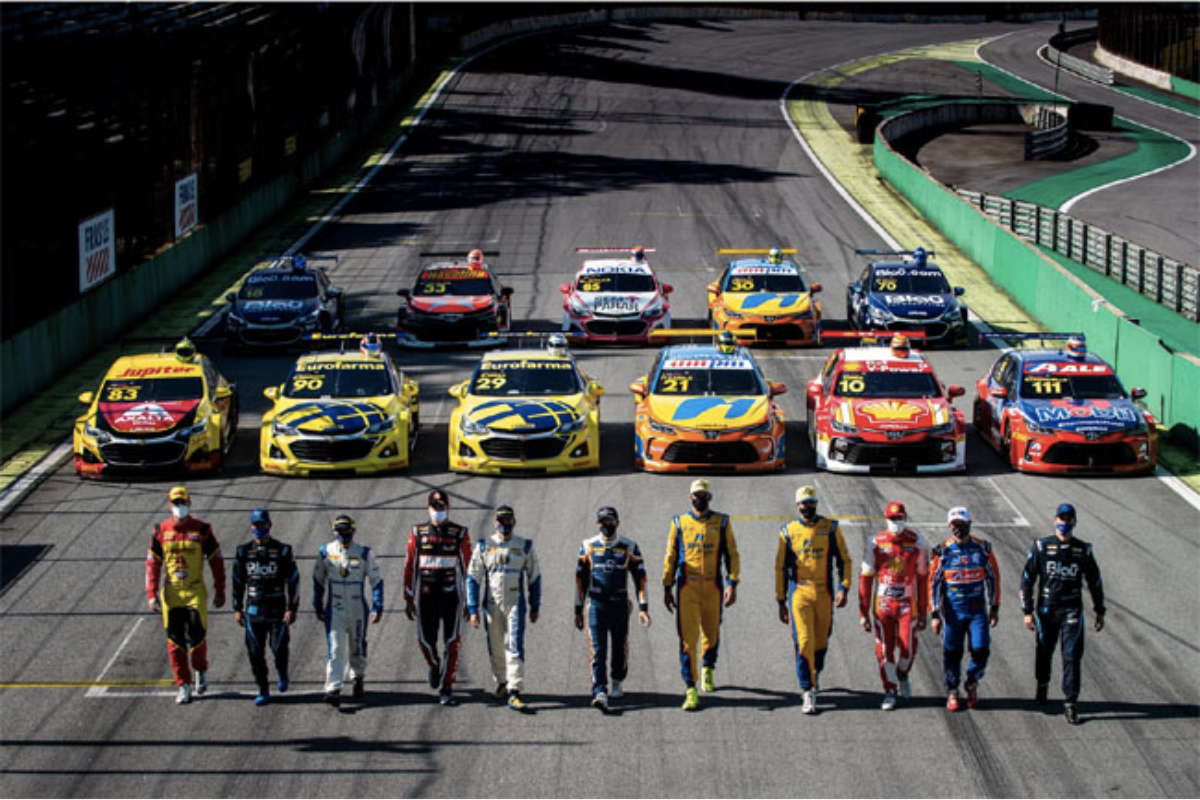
415 269 493 297
576 273 657 293
723 272 807 292
100 377 204 403
870 269 951 294
240 273 318 300
1020 373 1125 400
284 361 394 398
833 370 941 398
470 359 583 396
653 358 765 395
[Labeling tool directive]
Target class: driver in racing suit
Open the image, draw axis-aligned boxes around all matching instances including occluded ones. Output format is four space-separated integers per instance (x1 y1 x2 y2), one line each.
467 505 542 712
404 488 472 706
859 501 929 711
312 514 383 708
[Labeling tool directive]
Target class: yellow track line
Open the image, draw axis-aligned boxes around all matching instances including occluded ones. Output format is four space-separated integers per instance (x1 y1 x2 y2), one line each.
0 680 173 689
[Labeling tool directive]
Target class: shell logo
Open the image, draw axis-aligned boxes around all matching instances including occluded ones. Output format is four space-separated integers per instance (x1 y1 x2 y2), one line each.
857 400 926 422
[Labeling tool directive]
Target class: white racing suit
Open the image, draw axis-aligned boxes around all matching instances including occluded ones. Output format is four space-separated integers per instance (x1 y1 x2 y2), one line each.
466 533 542 693
312 539 384 693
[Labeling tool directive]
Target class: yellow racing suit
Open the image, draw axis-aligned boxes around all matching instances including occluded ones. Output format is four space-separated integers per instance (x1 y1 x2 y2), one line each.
663 510 740 687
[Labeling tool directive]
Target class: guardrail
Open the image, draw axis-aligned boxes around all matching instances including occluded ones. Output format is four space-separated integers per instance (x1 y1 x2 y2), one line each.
1047 27 1114 85
1025 106 1069 160
957 190 1199 321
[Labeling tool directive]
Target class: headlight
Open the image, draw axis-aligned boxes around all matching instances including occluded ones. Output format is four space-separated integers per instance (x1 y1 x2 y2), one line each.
942 304 961 320
1024 417 1054 435
227 310 246 326
559 415 585 434
461 415 489 435
648 417 676 435
831 418 858 434
84 422 112 443
272 418 299 436
642 296 665 318
176 419 208 440
866 304 890 323
1125 419 1149 435
569 295 590 316
299 307 323 328
927 422 955 436
744 417 773 435
722 309 744 320
367 415 396 435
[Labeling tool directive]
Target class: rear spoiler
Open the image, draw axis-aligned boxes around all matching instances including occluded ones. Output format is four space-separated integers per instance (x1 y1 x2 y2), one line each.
821 330 928 345
977 332 1081 347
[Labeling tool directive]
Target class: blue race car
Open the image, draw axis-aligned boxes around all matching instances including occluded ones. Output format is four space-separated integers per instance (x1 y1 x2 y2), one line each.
225 254 345 347
846 248 967 346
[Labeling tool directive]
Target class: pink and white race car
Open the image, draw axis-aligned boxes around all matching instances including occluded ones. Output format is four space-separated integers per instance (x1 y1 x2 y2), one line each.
559 247 673 344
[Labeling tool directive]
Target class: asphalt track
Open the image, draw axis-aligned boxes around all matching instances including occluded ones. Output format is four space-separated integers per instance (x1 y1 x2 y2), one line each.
1 19 1198 799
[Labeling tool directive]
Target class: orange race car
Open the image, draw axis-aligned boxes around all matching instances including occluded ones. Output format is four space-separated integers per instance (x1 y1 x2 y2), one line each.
707 247 822 345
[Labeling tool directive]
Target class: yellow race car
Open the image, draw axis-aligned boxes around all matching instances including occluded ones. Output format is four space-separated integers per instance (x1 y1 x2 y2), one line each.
448 338 605 475
74 339 238 478
260 339 419 476
707 248 822 345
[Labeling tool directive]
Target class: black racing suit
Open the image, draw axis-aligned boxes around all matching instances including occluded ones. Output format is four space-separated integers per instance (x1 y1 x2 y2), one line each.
403 521 472 691
232 538 300 693
1020 534 1105 703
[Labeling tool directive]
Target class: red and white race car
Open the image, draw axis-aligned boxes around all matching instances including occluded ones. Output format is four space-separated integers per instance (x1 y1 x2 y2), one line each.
396 250 512 348
806 333 966 473
560 247 672 344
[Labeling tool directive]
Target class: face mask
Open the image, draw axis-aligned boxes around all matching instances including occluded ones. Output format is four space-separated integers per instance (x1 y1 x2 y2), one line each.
951 524 970 540
429 509 448 526
335 532 353 546
886 519 905 534
172 504 189 520
799 504 817 522
1055 521 1075 537
692 496 710 514
252 525 270 541
600 521 617 538
497 522 514 538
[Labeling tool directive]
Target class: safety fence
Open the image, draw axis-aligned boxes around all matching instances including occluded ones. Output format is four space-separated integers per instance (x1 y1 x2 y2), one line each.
1047 27 1114 85
1025 106 1070 160
957 190 1199 322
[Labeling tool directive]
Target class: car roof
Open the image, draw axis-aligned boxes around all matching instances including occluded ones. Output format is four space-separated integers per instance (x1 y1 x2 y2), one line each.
1011 349 1111 367
480 348 575 364
248 265 320 278
579 259 654 275
294 351 392 366
836 346 934 372
104 352 206 379
728 258 801 273
660 343 754 362
420 261 491 273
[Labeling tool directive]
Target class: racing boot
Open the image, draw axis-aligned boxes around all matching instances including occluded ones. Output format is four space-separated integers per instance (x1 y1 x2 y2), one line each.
255 688 270 707
1035 683 1049 707
324 690 341 708
428 659 441 689
352 676 365 700
492 683 509 701
438 689 457 707
1064 703 1080 725
176 683 192 705
898 677 911 701
277 673 290 693
701 666 716 693
609 680 623 700
591 692 609 713
194 671 208 696
507 692 529 713
946 690 961 712
965 680 979 709
682 686 700 711
881 690 897 711
802 689 817 715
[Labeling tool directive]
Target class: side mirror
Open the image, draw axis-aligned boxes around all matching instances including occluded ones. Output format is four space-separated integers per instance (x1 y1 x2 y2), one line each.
263 386 279 402
988 386 1008 399
78 391 95 405
397 288 411 298
404 381 420 399
807 381 823 398
1130 387 1147 400
213 386 233 402
769 381 788 397
590 381 607 398
706 282 719 296
663 284 674 295
954 286 965 296
947 385 965 399
448 383 467 399
500 286 514 297
327 287 343 299
559 283 571 294
849 282 861 294
225 292 237 303
629 379 647 398
809 283 822 294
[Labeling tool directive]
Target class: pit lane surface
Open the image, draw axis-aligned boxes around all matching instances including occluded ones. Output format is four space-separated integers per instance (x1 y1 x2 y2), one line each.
2 19 1198 799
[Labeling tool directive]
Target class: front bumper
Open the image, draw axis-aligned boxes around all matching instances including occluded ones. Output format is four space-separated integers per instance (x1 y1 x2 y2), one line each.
450 429 599 475
74 427 221 478
398 312 505 347
565 312 669 344
634 422 784 473
260 428 410 476
816 430 965 474
717 314 820 346
1011 429 1156 475
227 319 314 347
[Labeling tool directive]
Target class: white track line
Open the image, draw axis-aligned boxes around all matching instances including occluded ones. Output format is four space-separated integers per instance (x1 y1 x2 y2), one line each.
85 617 143 698
986 476 1030 526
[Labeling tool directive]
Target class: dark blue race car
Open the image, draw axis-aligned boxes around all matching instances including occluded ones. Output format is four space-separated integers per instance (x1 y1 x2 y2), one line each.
225 254 345 347
846 248 967 346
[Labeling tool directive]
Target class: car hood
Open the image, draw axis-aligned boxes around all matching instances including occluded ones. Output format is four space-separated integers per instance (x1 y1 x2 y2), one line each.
648 394 769 430
576 291 658 315
1018 398 1143 434
98 399 199 434
836 397 952 431
462 395 587 433
870 293 955 319
410 295 494 314
724 292 812 316
272 399 392 435
234 298 317 322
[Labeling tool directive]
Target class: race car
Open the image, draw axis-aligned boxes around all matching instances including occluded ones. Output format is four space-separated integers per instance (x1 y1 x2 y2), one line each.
629 338 787 473
73 339 238 477
806 333 966 473
972 333 1157 474
559 247 673 343
447 335 604 475
396 250 512 347
224 254 345 347
259 334 420 476
846 247 968 346
707 248 822 345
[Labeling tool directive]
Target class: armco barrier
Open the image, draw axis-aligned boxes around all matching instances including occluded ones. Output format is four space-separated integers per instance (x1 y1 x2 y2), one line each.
1047 27 1114 85
872 107 1200 449
0 80 393 416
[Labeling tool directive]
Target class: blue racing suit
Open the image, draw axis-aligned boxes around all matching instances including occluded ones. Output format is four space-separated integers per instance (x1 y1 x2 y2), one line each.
576 533 648 696
930 536 1000 690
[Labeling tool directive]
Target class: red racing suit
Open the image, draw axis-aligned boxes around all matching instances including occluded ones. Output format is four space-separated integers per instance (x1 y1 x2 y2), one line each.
859 527 929 692
146 515 226 686
403 520 472 691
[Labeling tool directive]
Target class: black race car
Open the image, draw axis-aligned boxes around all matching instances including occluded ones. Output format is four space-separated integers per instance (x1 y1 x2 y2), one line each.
225 254 344 347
